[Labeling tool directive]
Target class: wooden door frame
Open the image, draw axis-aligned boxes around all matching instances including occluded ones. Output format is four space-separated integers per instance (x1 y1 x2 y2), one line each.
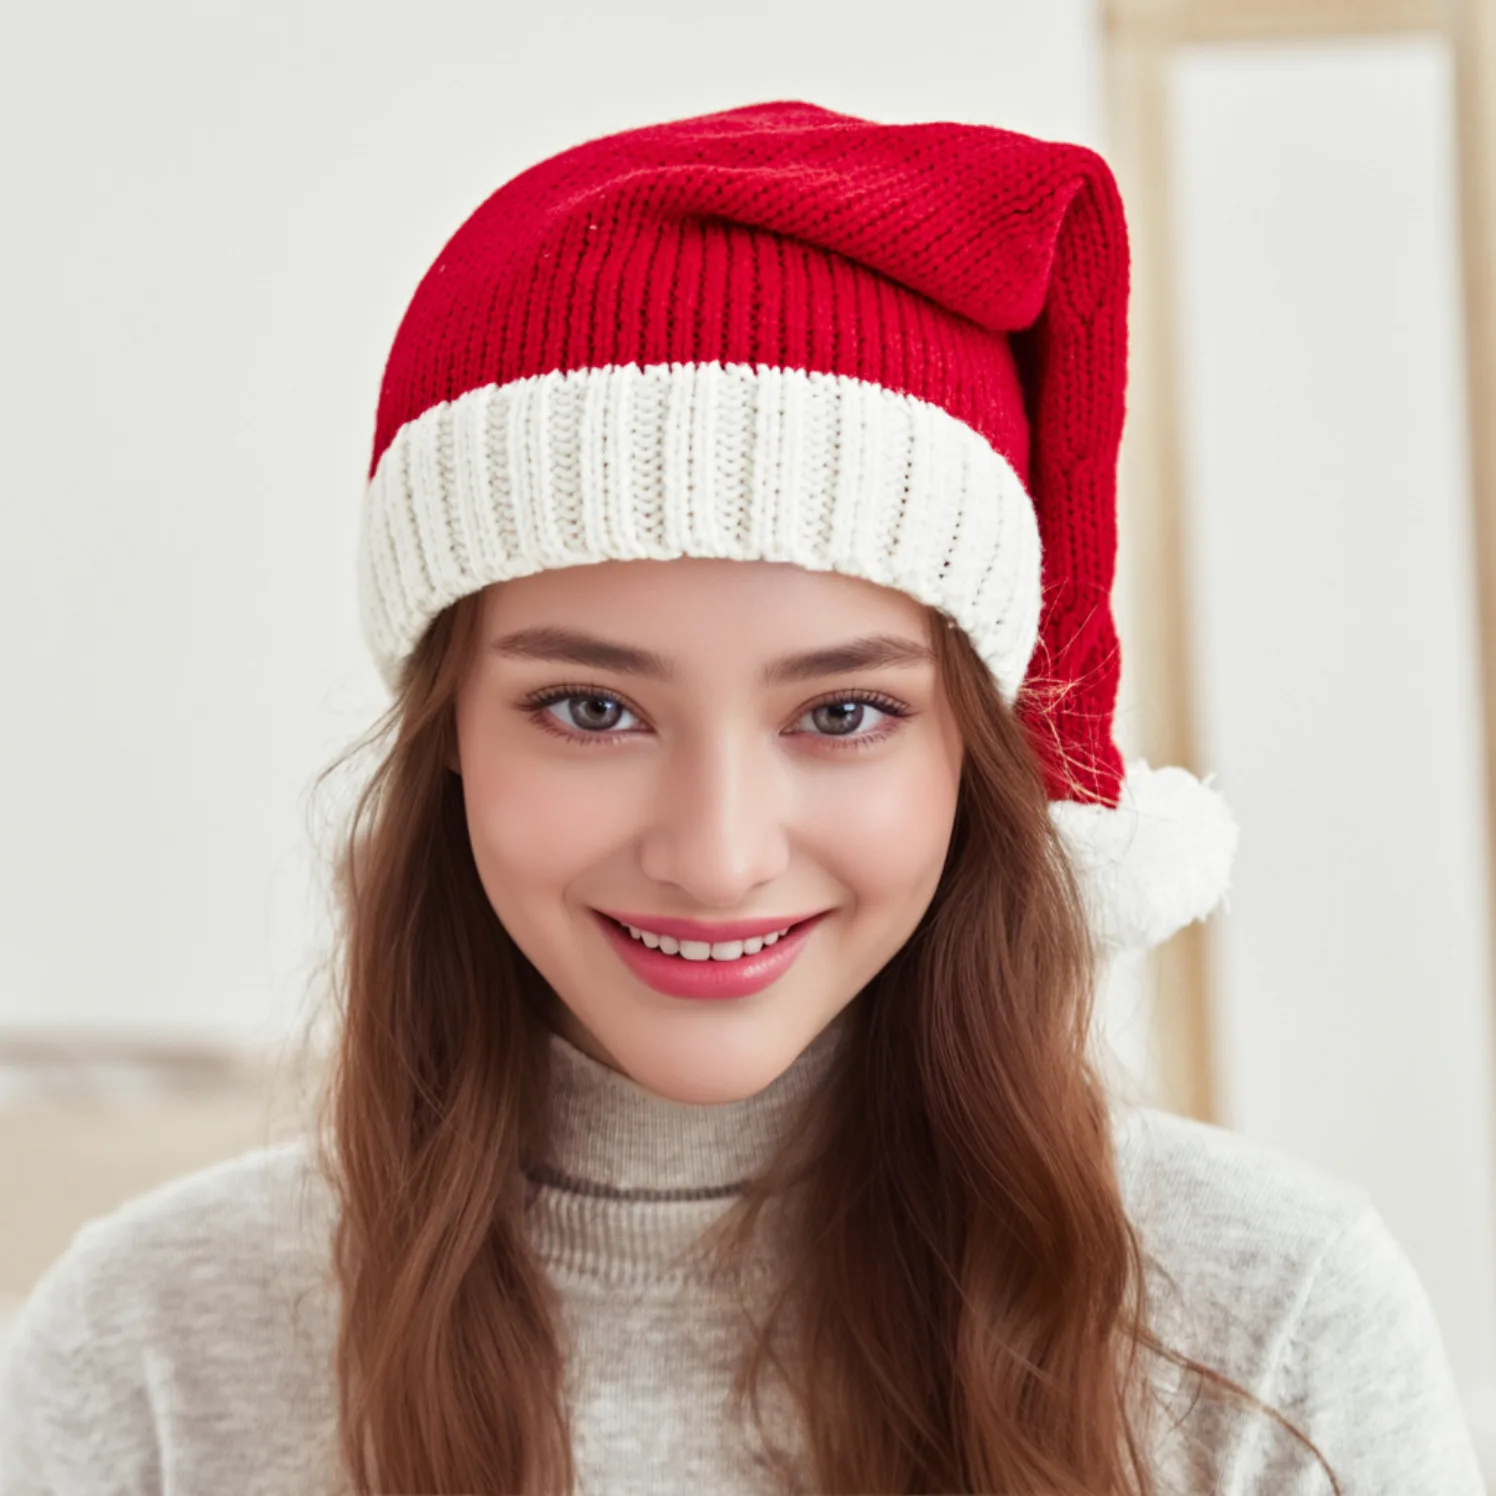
1100 0 1496 1123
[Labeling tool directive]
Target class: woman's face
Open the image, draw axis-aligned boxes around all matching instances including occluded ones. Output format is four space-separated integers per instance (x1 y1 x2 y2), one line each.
450 558 964 1104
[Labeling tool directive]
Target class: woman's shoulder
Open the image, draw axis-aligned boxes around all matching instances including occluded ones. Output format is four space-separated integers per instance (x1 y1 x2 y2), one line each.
17 1136 334 1318
1110 1100 1372 1257
0 1136 342 1495
1109 1102 1485 1492
1109 1099 1382 1359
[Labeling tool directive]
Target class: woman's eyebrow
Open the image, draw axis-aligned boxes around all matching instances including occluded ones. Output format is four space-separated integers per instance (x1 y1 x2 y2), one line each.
489 627 934 685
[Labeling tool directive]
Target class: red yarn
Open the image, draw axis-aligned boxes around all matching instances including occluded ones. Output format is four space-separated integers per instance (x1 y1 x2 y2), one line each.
370 99 1130 808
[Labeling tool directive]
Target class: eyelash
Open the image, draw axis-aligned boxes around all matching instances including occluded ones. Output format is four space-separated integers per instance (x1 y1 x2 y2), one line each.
519 682 914 752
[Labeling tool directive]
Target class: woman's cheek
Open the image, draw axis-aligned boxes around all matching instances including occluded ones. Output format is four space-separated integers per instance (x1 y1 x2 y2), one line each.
465 761 634 885
805 755 958 859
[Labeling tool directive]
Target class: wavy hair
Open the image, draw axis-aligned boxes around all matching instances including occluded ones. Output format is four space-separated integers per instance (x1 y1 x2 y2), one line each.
304 585 1341 1494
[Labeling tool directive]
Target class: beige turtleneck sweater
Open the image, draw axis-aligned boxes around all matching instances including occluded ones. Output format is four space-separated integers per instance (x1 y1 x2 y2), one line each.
0 1013 1484 1495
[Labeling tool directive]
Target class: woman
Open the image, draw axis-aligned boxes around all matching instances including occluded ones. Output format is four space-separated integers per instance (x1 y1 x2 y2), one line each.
0 98 1482 1495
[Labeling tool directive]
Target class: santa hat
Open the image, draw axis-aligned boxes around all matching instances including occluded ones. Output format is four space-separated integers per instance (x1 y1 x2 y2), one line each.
357 98 1238 955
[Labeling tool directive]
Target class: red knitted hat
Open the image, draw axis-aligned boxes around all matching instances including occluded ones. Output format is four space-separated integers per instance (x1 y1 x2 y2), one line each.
358 98 1237 953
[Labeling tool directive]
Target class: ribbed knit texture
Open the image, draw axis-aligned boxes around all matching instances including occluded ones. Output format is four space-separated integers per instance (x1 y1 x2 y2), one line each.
526 1006 846 1296
361 362 1042 704
364 98 1128 806
0 1021 1486 1494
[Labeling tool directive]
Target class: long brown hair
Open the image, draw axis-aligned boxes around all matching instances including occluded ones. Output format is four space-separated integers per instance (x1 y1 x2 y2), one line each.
304 585 1341 1494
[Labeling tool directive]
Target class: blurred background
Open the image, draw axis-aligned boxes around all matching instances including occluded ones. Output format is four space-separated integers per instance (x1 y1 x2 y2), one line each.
2 0 1494 1477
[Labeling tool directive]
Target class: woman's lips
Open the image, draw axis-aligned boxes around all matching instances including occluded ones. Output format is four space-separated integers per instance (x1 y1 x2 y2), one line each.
592 909 827 1001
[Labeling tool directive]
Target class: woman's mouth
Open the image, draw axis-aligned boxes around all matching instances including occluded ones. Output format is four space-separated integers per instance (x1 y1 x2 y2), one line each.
591 909 829 1000
600 913 806 960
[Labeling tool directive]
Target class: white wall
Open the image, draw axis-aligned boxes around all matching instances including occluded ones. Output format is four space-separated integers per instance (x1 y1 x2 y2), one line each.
0 0 1103 1047
1167 33 1496 1463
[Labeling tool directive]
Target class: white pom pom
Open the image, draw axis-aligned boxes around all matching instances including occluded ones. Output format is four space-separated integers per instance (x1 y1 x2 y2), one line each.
1048 758 1240 953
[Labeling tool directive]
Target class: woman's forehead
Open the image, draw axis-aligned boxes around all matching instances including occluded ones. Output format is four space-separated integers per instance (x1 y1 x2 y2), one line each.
474 562 937 690
480 558 931 637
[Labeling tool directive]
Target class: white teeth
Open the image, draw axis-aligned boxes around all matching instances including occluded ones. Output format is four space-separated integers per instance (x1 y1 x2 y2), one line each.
621 921 793 959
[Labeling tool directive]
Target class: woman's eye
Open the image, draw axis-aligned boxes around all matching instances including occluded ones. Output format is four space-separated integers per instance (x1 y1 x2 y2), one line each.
546 694 637 734
800 700 891 738
524 689 910 749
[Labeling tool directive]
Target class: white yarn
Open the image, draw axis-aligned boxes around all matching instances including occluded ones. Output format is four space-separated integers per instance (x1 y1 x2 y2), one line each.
357 361 1041 700
1050 758 1240 953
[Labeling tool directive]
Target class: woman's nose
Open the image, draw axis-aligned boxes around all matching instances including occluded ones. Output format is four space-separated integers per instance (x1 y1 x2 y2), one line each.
635 736 792 907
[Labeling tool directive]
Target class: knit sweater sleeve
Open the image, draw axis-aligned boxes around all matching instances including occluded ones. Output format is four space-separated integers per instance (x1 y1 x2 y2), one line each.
1227 1201 1486 1495
0 1216 164 1495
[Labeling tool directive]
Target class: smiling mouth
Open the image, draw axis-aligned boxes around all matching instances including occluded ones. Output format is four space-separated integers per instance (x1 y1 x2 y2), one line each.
591 906 828 997
598 912 819 940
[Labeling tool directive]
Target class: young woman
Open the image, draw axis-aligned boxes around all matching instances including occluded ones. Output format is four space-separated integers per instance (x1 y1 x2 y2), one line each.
0 99 1483 1496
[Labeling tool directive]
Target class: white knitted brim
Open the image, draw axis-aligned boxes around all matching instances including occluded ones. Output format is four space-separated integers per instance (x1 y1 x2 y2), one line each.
359 361 1237 952
358 361 1041 700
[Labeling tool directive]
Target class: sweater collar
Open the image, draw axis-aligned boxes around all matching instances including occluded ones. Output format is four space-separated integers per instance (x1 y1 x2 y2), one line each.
521 1006 1139 1289
534 1008 851 1196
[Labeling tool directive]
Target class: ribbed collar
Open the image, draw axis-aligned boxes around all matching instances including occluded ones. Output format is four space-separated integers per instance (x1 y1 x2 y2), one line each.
535 1009 851 1194
525 1010 851 1287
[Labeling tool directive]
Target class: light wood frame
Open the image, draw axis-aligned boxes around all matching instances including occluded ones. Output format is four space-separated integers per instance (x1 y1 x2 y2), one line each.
1102 0 1496 1123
